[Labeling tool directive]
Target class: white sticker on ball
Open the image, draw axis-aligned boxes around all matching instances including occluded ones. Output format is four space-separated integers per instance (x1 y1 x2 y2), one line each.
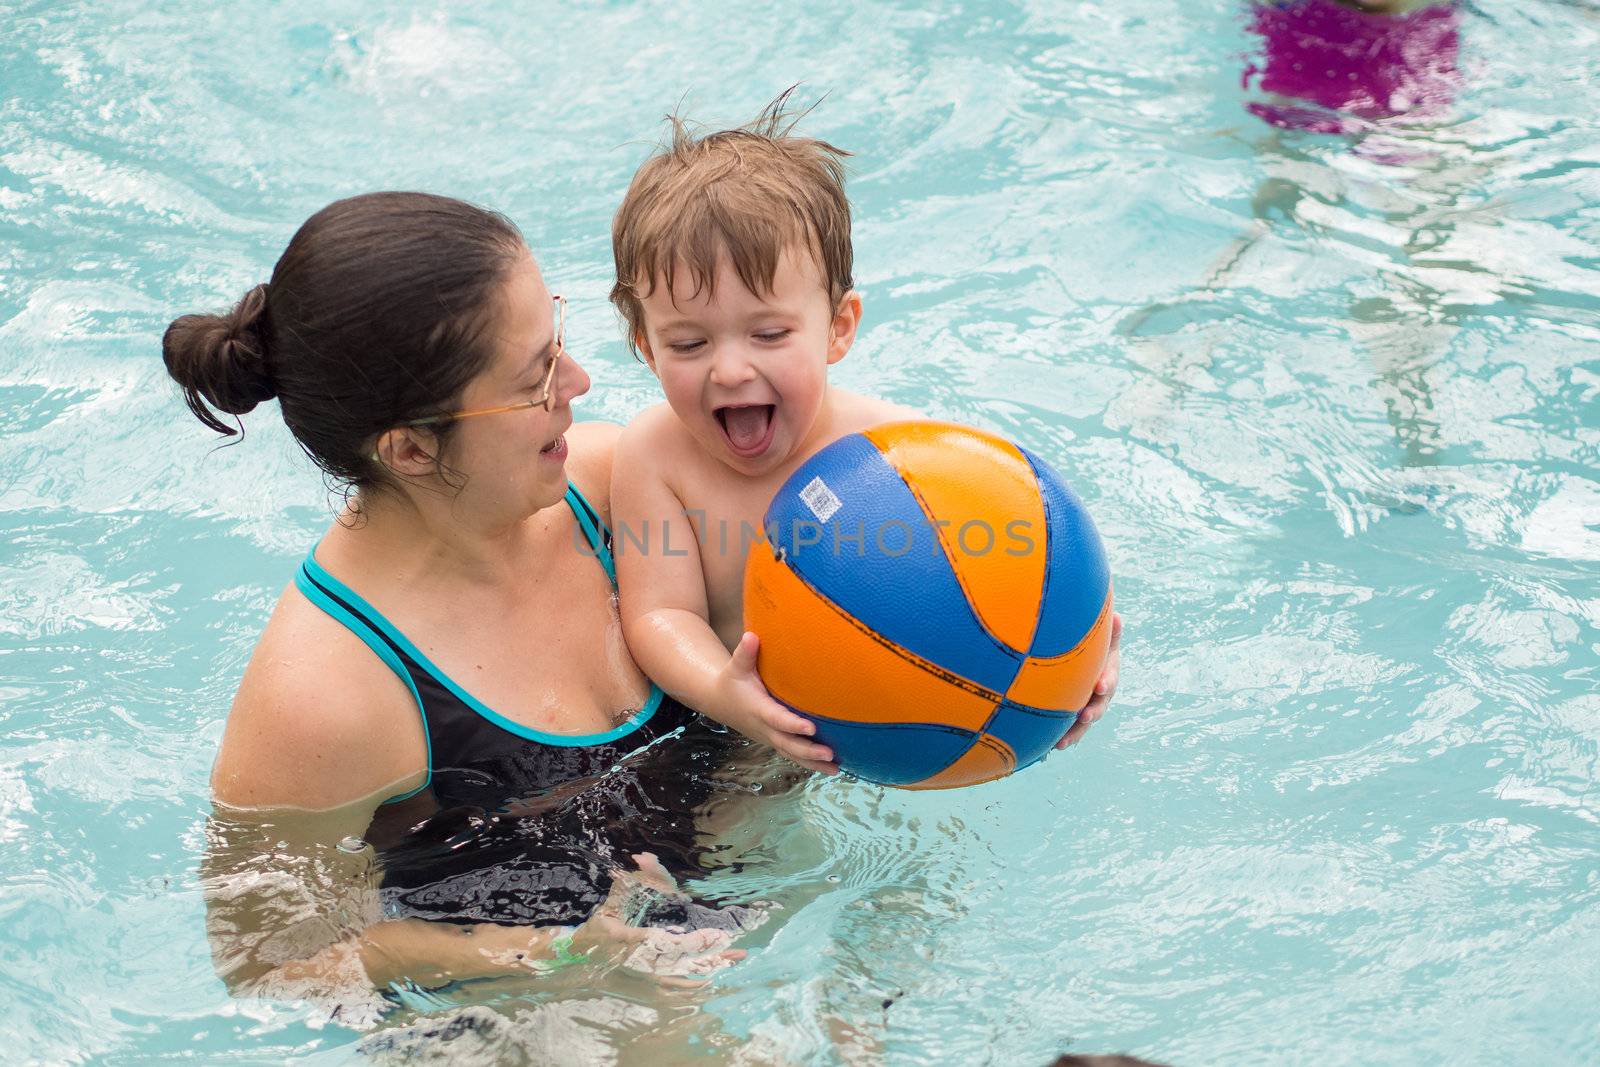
800 476 843 522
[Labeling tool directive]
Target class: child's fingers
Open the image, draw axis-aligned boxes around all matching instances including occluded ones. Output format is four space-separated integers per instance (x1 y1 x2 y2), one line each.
791 757 841 775
1093 617 1122 697
1055 613 1122 751
1092 614 1122 696
1080 670 1117 719
772 733 835 766
728 631 761 675
759 702 816 738
1056 705 1101 749
776 746 840 775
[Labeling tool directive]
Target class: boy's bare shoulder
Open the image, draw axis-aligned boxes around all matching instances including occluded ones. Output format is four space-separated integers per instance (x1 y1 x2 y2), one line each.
616 403 706 486
620 402 694 454
829 388 922 434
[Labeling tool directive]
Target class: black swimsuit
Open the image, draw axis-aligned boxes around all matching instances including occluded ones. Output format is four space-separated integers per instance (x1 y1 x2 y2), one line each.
294 483 733 926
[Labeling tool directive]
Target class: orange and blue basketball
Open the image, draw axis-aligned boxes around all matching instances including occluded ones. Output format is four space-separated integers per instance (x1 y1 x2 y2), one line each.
744 420 1113 790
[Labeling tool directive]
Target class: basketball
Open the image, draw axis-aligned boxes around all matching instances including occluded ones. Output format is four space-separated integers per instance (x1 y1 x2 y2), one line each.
743 420 1114 790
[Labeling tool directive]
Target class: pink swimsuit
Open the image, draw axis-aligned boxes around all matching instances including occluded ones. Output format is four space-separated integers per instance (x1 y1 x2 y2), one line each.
1243 0 1461 135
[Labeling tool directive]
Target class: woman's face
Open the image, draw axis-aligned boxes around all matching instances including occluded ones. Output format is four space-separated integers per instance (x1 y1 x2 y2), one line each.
438 249 590 521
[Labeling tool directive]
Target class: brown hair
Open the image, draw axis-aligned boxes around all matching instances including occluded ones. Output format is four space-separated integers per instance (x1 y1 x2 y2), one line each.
163 192 525 492
609 90 853 354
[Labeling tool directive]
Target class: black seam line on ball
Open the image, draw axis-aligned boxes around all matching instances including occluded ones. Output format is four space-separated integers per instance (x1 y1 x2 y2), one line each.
775 554 1007 707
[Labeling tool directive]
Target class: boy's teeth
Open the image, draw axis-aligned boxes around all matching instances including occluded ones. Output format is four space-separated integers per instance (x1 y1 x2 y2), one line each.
721 406 772 451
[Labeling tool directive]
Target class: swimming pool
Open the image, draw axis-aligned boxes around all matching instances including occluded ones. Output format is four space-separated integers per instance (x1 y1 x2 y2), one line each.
2 0 1597 1062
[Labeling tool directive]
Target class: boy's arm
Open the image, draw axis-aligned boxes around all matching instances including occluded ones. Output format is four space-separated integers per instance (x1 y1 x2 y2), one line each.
612 413 836 773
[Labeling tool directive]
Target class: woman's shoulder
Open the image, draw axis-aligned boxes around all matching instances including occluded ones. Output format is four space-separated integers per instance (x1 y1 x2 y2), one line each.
563 420 623 526
212 581 428 812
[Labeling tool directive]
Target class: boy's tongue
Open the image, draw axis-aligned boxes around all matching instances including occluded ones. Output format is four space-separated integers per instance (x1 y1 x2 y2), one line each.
721 405 773 452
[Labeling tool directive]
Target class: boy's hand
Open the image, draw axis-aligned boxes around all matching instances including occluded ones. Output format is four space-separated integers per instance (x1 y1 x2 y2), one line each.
1057 612 1122 748
716 632 839 775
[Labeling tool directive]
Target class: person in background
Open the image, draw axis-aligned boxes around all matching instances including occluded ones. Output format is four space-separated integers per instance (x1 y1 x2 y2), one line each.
1243 0 1462 140
1117 0 1473 472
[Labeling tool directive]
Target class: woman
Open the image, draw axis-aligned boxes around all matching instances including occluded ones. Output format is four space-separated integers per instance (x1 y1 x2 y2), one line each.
172 192 748 1001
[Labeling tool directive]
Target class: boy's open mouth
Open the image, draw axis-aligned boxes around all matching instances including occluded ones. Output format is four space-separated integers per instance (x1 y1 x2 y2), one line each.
715 404 777 458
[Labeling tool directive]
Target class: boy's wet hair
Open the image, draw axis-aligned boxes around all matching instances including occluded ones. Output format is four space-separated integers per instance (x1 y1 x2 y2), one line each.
609 88 853 355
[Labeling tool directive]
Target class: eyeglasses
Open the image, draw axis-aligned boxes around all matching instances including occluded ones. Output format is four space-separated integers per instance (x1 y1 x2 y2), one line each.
404 294 566 427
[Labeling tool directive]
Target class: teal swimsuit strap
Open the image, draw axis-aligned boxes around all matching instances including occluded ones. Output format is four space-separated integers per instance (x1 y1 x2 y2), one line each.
561 481 668 711
293 482 665 804
563 481 615 584
293 560 434 805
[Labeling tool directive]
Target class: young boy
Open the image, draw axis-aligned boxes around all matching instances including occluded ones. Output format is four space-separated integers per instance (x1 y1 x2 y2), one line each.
609 100 1118 772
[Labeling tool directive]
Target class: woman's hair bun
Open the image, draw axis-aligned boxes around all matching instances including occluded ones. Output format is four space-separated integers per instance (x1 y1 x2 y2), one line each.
162 284 276 435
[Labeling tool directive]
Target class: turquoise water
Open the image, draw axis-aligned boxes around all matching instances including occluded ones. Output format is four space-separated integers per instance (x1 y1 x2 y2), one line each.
3 0 1598 1062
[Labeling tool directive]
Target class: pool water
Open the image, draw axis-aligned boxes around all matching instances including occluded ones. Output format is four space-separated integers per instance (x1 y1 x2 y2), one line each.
3 1 1598 1063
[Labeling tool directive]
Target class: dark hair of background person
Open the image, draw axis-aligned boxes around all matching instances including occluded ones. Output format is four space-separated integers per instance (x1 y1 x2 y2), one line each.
162 191 526 493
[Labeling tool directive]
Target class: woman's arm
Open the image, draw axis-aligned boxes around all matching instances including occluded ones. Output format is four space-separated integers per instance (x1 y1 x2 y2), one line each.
204 589 563 994
204 800 591 995
205 803 744 997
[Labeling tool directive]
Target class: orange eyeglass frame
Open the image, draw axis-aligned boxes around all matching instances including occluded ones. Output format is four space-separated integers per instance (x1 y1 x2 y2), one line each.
404 294 566 426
